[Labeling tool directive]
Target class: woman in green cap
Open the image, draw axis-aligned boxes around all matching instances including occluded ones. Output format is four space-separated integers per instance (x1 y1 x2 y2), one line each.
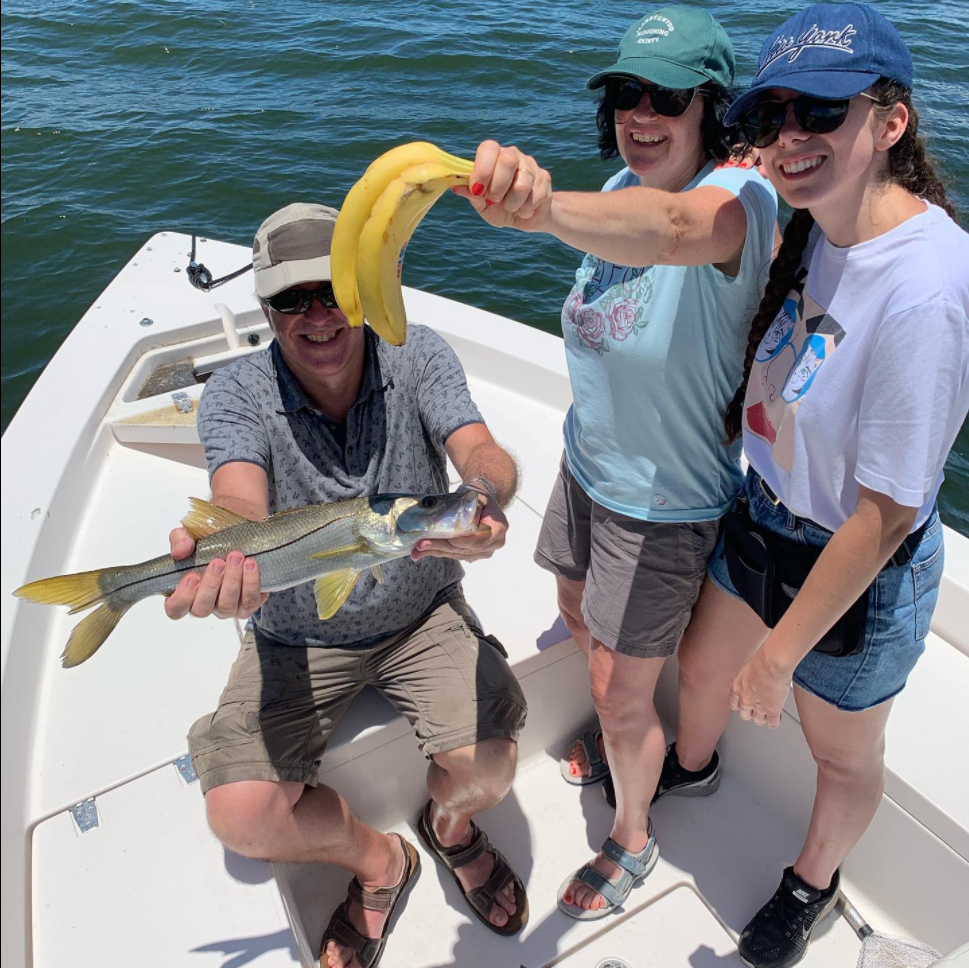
453 5 778 919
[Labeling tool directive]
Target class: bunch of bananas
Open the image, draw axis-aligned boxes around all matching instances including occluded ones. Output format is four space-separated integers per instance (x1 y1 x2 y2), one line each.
331 142 474 345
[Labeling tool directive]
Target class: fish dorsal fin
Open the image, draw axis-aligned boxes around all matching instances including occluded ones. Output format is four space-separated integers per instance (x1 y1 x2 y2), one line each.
181 498 249 540
314 570 361 620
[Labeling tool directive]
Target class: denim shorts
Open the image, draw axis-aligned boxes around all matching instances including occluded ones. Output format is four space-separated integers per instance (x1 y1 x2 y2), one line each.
708 470 944 712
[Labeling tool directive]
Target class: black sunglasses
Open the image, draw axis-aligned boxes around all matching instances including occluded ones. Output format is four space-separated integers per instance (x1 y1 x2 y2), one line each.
739 92 880 148
266 284 339 315
603 78 699 117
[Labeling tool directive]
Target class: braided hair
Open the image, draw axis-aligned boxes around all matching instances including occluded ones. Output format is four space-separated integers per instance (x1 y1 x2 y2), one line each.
722 78 958 443
723 209 815 441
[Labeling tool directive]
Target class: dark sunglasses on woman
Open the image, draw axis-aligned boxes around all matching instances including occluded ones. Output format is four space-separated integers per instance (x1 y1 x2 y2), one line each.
266 284 340 314
603 77 700 117
739 92 881 148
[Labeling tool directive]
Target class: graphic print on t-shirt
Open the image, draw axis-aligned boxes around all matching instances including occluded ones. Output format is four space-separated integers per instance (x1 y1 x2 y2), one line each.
561 260 655 355
744 268 846 473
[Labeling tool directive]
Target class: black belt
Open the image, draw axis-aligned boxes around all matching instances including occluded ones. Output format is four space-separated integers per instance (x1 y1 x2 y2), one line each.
755 476 928 568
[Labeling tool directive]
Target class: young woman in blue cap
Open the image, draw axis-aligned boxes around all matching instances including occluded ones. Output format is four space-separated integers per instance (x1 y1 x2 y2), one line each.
453 5 778 921
655 4 966 965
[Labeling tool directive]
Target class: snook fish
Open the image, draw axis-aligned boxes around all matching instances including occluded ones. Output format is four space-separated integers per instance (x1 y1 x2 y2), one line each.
14 489 484 668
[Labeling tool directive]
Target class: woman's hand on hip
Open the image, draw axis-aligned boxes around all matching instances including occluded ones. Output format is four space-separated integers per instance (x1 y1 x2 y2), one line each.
452 140 553 232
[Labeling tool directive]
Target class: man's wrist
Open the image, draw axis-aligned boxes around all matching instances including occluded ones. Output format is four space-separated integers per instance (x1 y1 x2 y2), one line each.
463 476 498 503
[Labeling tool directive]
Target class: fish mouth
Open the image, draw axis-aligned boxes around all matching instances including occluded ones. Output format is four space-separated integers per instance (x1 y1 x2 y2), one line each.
394 489 484 538
455 489 483 532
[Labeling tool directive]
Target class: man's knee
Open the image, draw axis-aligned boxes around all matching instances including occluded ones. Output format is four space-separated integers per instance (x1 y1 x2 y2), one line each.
205 780 301 857
434 737 518 788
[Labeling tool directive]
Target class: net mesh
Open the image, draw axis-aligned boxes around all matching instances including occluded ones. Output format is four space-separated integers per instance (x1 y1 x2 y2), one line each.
856 932 940 968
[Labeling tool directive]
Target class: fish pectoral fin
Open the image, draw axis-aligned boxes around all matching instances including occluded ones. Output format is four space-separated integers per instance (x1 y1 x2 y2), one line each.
181 498 249 540
307 541 366 561
370 564 385 584
314 570 361 620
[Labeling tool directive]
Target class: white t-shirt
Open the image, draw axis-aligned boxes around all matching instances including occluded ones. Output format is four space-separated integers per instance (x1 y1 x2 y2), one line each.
743 203 969 533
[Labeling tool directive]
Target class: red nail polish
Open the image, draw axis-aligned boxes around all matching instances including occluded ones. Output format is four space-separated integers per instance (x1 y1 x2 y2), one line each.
471 182 485 197
564 894 572 903
484 199 496 208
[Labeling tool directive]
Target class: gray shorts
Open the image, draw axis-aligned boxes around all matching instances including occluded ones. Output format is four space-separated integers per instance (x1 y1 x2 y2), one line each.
534 457 720 658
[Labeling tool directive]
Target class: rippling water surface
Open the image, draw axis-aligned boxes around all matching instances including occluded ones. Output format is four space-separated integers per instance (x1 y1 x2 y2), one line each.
2 0 967 531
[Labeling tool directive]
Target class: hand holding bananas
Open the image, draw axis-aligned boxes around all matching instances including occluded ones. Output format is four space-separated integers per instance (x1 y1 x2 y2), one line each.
331 142 474 346
451 140 554 231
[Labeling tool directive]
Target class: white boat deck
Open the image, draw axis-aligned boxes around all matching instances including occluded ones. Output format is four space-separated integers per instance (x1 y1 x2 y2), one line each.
3 232 968 967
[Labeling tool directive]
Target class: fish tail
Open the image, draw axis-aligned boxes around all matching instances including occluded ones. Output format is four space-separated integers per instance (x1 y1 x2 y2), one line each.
60 602 132 667
14 570 106 614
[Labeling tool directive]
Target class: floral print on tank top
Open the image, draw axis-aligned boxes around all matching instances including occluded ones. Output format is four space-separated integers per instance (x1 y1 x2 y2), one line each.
562 256 656 355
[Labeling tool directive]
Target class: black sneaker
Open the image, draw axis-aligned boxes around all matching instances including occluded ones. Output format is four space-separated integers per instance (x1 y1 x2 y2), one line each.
602 742 721 809
738 866 841 968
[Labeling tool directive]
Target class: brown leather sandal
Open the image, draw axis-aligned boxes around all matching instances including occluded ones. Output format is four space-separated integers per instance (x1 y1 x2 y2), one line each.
416 799 529 936
319 833 420 968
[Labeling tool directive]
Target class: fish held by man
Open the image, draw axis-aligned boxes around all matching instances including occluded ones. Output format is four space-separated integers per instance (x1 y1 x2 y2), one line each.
13 489 485 668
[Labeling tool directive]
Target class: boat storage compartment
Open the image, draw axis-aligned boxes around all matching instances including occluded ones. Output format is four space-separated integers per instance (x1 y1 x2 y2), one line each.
31 763 299 967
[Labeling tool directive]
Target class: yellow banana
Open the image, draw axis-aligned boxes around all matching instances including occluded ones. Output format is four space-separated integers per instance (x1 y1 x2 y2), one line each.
355 162 470 345
331 142 472 336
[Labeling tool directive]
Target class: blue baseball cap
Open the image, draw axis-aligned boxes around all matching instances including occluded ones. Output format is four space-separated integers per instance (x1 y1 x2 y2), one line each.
724 3 913 126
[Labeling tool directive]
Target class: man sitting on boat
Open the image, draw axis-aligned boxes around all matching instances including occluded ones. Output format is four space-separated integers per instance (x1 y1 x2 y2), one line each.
164 203 529 968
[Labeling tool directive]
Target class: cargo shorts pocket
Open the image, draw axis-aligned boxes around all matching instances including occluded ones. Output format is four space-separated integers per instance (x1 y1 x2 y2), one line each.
188 675 290 758
430 621 519 704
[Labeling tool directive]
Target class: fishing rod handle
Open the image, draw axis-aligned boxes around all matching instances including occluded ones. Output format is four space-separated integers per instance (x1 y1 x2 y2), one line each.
838 893 874 940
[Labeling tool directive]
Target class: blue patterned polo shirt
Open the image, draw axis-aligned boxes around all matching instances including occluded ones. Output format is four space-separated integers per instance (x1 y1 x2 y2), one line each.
197 324 484 647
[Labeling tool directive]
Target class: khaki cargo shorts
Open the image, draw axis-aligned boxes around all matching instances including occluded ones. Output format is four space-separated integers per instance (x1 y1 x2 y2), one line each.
187 596 527 793
535 456 720 658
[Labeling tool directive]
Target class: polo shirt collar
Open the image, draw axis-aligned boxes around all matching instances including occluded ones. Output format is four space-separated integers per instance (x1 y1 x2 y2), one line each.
271 327 392 416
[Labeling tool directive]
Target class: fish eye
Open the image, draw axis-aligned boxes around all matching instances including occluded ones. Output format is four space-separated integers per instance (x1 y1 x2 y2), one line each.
420 496 438 509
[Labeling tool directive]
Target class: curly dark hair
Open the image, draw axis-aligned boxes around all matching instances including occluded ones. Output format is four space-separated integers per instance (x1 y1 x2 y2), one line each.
722 77 958 442
595 82 743 164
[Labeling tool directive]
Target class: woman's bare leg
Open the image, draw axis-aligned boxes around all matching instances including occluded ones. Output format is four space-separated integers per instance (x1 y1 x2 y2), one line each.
674 580 768 771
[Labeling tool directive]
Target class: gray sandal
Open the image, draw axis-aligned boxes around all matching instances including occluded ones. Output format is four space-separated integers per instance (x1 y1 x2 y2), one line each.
557 822 658 921
560 727 610 786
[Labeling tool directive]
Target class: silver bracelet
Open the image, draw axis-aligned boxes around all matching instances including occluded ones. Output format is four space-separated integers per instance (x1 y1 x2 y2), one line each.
463 476 498 502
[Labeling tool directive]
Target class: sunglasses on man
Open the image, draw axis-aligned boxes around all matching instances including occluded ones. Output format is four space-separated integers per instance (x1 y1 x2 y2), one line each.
266 284 340 315
738 92 881 149
603 77 701 118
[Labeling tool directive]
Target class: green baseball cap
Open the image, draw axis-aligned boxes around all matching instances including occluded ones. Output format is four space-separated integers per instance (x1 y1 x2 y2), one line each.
588 5 735 91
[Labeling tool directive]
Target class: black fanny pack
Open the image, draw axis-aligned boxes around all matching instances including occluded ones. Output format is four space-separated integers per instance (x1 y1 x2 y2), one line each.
721 483 928 658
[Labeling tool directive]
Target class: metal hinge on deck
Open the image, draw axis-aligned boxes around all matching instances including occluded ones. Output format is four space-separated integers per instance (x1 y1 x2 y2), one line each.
70 798 100 834
174 754 199 785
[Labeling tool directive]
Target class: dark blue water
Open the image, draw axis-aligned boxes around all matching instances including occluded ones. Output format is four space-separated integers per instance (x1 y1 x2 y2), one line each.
2 0 967 531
